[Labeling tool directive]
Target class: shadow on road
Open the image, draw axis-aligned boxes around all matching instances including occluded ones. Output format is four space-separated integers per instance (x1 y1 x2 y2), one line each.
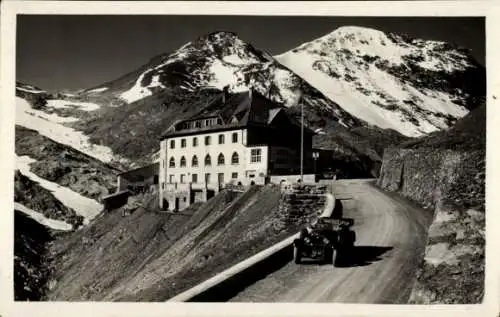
187 245 294 302
337 246 393 267
185 245 394 302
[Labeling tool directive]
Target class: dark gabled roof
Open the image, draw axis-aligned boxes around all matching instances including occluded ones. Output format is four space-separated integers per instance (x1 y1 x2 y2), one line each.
160 89 295 139
187 91 251 123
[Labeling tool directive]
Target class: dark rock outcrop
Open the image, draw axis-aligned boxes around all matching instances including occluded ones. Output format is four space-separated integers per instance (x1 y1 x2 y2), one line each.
378 147 485 304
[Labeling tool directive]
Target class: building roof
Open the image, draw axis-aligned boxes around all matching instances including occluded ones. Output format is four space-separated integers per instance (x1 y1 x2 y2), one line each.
160 89 307 139
117 162 159 177
102 190 130 201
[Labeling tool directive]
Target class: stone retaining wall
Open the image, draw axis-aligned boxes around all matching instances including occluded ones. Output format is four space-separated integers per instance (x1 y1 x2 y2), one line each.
274 184 327 231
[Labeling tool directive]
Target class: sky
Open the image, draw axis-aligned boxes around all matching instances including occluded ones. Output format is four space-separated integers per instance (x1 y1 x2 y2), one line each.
16 15 485 92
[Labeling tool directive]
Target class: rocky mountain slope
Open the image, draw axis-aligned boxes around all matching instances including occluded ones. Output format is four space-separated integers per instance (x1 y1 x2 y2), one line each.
14 85 122 300
14 90 120 227
45 184 324 301
14 210 55 301
62 27 481 170
73 31 362 164
13 86 112 295
276 26 485 137
378 103 485 303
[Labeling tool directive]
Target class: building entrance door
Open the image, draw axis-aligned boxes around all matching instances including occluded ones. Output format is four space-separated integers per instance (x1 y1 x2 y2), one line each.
175 197 180 211
218 173 224 188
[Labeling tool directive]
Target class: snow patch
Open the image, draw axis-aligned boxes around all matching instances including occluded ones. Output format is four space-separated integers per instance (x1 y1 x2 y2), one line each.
16 155 103 223
16 87 45 94
21 102 79 124
16 86 46 94
272 68 301 107
289 26 471 73
207 59 240 90
147 74 166 90
15 202 73 231
223 54 247 65
16 97 123 164
119 70 154 103
87 87 109 93
275 48 469 137
46 99 101 111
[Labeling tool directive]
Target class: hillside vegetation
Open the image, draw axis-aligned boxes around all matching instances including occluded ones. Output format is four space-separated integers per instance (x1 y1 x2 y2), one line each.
378 104 485 303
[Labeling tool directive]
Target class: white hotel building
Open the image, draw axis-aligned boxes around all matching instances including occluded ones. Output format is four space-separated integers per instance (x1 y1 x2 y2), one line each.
158 89 314 211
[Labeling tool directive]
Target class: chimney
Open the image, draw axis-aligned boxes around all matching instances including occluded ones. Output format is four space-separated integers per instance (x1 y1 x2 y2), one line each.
222 85 230 103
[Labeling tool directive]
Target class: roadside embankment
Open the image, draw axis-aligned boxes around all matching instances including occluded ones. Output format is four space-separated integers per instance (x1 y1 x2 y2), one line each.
45 183 328 301
378 148 485 303
168 183 332 302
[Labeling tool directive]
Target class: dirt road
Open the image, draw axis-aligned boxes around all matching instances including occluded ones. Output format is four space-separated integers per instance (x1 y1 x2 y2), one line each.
229 179 433 303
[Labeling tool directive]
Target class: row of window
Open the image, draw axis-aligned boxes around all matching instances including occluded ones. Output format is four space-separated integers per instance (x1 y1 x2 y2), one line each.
165 172 238 185
166 149 262 168
170 132 238 149
181 118 221 130
168 152 240 168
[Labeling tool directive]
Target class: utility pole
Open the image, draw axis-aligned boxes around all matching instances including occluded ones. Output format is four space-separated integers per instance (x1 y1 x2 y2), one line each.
300 94 304 183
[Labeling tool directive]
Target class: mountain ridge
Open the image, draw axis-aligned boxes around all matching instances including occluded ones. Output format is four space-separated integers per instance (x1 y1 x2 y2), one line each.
276 25 484 137
79 26 484 138
16 26 485 171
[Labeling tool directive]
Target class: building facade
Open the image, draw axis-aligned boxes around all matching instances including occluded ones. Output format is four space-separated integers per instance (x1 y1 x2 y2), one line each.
159 89 314 211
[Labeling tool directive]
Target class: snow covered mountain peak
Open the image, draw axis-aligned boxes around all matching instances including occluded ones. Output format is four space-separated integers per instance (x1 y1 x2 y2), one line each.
84 31 340 110
283 25 472 73
81 26 484 138
317 25 391 47
275 26 484 137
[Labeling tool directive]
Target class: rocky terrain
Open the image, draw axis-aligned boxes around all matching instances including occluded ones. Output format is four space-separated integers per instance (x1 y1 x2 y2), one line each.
14 170 84 228
378 104 485 303
16 126 118 201
13 87 122 299
45 184 325 301
14 210 56 301
276 26 484 137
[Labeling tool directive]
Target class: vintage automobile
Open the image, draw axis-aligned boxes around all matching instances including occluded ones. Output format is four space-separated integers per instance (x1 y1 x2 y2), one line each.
293 217 356 266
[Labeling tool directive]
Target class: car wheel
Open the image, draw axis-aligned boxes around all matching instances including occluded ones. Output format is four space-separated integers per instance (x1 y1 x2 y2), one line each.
332 248 338 266
293 245 301 264
323 247 332 264
349 230 356 246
